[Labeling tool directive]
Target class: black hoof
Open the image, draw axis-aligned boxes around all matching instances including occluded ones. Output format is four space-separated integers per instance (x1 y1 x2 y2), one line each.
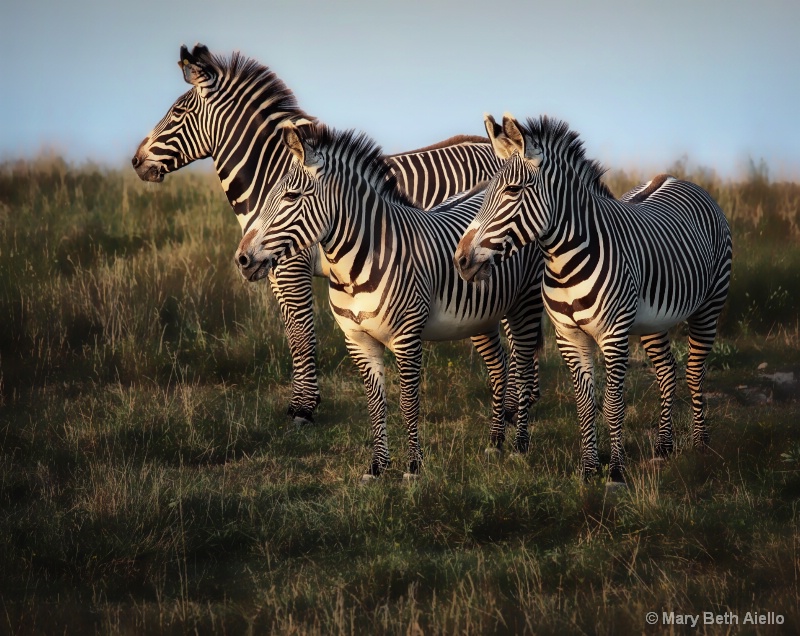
407 459 422 475
609 466 626 484
365 458 391 478
290 407 316 425
489 433 505 450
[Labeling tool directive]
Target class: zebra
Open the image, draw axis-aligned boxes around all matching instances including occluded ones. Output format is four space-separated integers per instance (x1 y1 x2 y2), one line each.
235 122 545 480
132 43 509 425
455 114 732 483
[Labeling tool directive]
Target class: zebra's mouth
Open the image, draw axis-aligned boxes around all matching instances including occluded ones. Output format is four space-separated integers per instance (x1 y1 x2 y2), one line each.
135 162 166 183
471 258 496 283
245 256 274 282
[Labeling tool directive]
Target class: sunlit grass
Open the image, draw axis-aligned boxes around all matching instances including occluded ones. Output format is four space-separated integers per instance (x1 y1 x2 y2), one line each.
1 157 799 633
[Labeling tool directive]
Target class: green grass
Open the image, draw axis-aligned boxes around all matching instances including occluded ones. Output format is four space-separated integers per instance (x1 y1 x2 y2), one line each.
1 157 800 634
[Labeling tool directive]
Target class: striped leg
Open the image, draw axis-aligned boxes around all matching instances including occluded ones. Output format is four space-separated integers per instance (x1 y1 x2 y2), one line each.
470 329 509 450
556 329 598 479
269 251 320 424
600 334 631 482
640 332 677 457
344 331 389 479
686 273 730 449
505 305 543 454
501 319 519 428
393 335 425 476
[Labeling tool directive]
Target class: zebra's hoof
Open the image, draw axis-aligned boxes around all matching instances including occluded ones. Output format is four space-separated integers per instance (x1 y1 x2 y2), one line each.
292 415 315 427
609 466 626 484
402 472 420 482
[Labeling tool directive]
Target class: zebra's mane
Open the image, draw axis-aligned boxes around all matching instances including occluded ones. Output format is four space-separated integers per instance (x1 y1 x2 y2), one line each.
198 46 306 116
298 124 418 207
523 116 614 199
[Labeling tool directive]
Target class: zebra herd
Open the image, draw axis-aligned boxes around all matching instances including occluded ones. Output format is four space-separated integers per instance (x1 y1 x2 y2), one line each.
133 44 732 484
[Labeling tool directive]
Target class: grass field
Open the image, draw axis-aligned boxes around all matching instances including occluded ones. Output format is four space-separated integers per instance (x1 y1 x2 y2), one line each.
1 156 800 634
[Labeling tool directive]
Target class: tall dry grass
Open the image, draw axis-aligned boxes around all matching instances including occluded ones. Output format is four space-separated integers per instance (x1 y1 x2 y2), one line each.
1 157 799 634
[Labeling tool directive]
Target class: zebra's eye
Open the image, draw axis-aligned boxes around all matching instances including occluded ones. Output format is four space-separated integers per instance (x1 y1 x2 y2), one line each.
283 191 301 202
505 185 523 195
172 106 186 117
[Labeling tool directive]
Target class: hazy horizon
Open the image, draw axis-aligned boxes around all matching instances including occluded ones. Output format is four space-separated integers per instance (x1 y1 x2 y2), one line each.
3 0 798 180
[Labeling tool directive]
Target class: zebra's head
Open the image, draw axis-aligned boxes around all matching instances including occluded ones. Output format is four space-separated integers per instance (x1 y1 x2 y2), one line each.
235 122 327 282
131 44 219 182
455 113 548 283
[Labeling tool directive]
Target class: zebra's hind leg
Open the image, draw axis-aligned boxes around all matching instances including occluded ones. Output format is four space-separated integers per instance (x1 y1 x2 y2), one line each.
686 248 731 450
686 315 723 450
470 329 508 453
556 329 599 480
394 335 425 478
270 253 321 425
640 332 677 458
344 331 390 480
600 334 631 483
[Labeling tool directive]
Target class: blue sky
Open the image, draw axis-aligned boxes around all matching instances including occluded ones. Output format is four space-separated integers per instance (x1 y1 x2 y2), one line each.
2 0 798 178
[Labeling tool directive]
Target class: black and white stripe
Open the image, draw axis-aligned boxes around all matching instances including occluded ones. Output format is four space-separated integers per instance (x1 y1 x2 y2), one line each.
132 44 512 424
237 124 544 479
456 114 732 483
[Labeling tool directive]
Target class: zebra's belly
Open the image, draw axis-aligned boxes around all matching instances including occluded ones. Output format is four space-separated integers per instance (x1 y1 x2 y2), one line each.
629 299 695 335
544 284 695 337
420 302 505 341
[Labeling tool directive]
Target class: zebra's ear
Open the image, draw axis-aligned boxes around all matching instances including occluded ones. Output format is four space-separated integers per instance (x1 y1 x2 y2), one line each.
485 113 522 159
178 43 219 95
500 114 544 167
281 124 324 171
282 124 306 163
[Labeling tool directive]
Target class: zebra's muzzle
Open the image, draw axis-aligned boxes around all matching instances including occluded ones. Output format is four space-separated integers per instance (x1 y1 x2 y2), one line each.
237 251 274 282
132 158 166 183
454 242 495 284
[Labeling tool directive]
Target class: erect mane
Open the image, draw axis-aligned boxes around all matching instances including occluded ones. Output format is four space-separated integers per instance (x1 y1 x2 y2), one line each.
298 124 418 207
194 45 308 118
523 116 614 199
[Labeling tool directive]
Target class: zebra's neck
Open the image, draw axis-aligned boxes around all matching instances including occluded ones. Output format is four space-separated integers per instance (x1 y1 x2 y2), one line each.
539 179 599 278
207 91 310 230
321 194 391 292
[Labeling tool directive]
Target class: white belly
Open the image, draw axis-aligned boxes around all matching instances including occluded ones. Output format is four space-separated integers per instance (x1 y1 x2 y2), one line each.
630 297 693 335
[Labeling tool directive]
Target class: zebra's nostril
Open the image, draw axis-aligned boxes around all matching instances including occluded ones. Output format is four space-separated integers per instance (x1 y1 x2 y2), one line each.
457 255 469 270
131 155 140 168
237 253 250 267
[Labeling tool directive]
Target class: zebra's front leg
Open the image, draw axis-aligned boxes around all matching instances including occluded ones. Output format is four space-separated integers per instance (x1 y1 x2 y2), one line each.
641 332 677 458
600 335 631 483
500 318 518 429
270 253 320 424
469 329 508 452
505 296 544 454
393 335 425 478
556 330 598 480
344 331 389 480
